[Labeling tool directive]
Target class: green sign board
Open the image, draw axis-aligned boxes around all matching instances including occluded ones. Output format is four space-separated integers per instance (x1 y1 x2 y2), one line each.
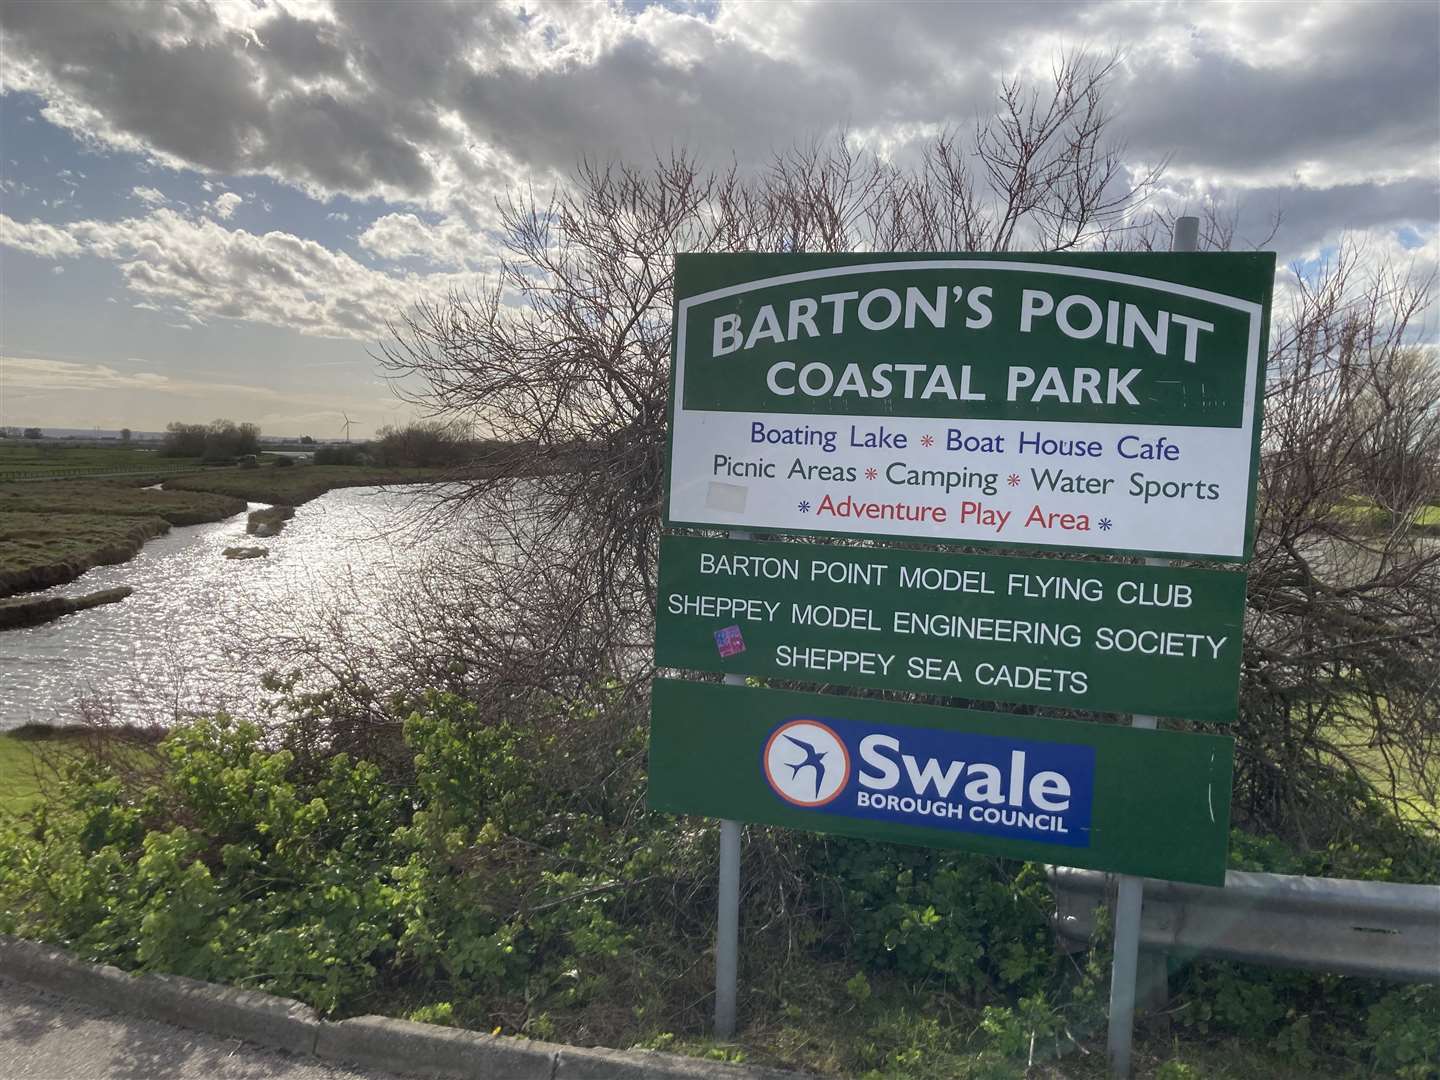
649 679 1234 885
664 252 1274 561
656 535 1246 723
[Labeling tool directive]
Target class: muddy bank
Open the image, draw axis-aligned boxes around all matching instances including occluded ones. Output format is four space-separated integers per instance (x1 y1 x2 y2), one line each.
0 481 248 600
0 514 171 597
0 586 134 630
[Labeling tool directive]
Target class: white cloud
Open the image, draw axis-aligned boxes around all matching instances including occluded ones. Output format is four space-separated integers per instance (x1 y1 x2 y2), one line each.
0 0 1435 362
2 208 476 340
2 356 211 394
357 211 498 271
213 192 243 219
0 0 1430 273
0 213 82 258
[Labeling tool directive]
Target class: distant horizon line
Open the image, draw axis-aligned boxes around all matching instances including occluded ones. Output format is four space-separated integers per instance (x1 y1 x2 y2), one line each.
1 426 360 443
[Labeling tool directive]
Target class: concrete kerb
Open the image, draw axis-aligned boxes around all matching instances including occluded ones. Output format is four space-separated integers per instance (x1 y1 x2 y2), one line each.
142 971 322 1057
313 1015 555 1080
0 936 140 1016
552 1043 798 1079
0 936 811 1080
0 936 322 1057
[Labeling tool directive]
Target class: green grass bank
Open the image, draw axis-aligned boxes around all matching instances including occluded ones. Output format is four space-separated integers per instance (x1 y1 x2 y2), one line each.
0 511 171 596
0 482 247 599
0 443 203 481
0 481 247 526
0 731 54 815
164 464 450 506
1333 496 1440 537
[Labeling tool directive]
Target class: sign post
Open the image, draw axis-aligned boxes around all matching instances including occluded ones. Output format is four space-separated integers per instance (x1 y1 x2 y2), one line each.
665 249 1272 561
1106 216 1203 1079
715 529 750 1040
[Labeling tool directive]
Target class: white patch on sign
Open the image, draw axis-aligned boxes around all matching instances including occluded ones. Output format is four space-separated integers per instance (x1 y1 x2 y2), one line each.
706 482 748 513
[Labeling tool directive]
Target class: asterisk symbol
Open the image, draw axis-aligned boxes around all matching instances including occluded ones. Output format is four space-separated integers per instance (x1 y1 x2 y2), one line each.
864 467 878 480
797 500 811 513
1007 473 1021 486
1099 518 1113 531
920 434 935 447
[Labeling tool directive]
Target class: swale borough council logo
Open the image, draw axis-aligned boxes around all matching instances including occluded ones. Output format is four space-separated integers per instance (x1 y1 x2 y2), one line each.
763 719 850 807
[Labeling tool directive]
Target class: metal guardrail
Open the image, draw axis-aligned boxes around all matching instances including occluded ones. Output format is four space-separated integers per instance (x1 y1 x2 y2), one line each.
1048 866 1440 983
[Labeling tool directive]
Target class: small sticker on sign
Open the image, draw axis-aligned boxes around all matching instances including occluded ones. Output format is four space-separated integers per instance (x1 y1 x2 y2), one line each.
714 625 746 658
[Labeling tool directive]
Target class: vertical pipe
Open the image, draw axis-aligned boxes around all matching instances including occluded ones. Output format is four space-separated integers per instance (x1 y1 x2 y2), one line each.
1108 215 1199 1077
714 529 751 1039
1106 710 1156 1078
714 814 741 1038
1172 215 1200 254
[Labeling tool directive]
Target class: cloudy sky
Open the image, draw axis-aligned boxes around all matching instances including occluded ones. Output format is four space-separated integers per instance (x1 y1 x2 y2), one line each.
1 0 1436 437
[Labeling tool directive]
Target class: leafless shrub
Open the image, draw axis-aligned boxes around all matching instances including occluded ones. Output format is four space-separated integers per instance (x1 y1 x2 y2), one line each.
1240 246 1438 838
375 52 1157 694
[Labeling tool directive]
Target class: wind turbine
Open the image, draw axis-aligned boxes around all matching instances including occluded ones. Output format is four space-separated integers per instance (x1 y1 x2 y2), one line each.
339 412 354 443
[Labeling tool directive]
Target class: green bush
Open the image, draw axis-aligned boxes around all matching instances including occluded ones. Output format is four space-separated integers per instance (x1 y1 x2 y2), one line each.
0 716 407 1013
810 839 1052 997
313 444 371 466
0 695 694 1024
1366 985 1440 1079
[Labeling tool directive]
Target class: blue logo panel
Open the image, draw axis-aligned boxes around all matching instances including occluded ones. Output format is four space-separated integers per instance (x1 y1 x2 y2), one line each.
762 715 1095 847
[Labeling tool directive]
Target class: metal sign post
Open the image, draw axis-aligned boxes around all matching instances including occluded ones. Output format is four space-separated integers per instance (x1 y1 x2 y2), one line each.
1107 217 1200 1079
715 529 750 1040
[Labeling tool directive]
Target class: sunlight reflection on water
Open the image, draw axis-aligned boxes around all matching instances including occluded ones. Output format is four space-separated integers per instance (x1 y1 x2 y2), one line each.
0 486 456 730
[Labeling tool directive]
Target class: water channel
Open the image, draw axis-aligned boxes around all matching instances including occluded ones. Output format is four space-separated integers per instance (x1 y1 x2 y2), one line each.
0 486 451 731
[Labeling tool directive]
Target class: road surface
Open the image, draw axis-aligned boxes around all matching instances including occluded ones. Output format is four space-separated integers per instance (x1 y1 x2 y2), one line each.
0 977 401 1080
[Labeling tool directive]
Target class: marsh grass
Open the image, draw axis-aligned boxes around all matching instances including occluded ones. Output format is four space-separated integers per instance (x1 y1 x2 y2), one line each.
246 504 296 535
0 443 203 479
0 511 170 595
0 481 248 598
0 481 246 526
164 464 451 505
